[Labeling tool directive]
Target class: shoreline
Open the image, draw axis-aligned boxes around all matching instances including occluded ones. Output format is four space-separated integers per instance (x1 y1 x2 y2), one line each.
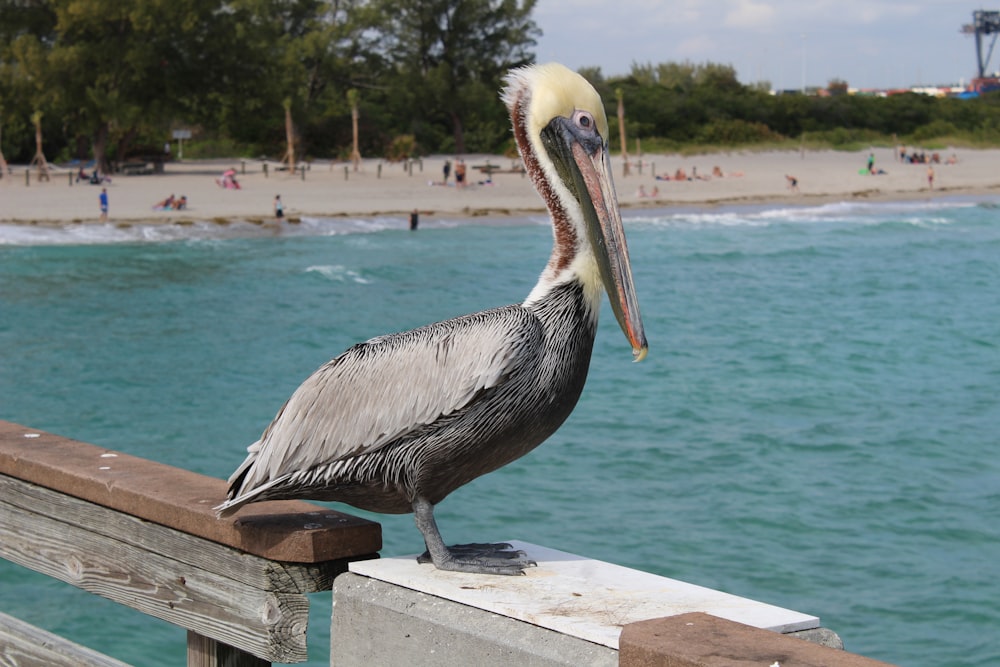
3 149 999 229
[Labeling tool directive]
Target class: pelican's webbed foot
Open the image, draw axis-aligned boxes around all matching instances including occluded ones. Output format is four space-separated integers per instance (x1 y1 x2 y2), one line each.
412 497 536 576
417 542 537 575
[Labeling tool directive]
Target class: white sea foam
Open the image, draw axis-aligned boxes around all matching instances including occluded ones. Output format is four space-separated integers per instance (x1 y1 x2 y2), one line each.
0 220 275 245
295 216 407 235
304 264 370 283
1 195 992 246
628 197 985 230
0 214 471 246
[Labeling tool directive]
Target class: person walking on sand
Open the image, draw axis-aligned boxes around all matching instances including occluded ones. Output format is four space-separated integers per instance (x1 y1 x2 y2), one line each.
786 174 799 192
442 160 451 185
927 166 934 190
274 194 284 221
454 159 466 188
99 187 108 222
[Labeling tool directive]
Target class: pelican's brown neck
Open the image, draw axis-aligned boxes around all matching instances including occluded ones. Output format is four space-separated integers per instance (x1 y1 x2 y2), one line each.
508 89 578 276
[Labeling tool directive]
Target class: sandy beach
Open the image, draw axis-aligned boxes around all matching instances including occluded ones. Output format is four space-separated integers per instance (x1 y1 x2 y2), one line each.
2 148 999 227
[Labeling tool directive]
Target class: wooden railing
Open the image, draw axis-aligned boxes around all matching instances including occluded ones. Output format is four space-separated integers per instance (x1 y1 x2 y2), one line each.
0 420 899 667
0 420 381 666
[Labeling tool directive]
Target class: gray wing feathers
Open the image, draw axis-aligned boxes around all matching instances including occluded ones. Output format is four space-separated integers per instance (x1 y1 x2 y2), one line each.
231 306 539 494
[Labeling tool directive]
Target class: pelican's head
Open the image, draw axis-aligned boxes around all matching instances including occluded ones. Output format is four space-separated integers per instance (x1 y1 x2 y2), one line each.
502 63 647 361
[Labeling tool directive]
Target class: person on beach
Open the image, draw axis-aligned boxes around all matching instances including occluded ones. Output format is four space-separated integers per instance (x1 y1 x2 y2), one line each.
927 166 935 190
454 159 466 188
867 153 875 174
218 168 240 189
274 194 284 220
442 160 451 185
786 174 799 192
154 194 175 210
99 188 108 222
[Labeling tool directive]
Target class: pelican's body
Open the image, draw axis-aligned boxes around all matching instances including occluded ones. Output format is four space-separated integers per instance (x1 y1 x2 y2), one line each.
218 63 647 575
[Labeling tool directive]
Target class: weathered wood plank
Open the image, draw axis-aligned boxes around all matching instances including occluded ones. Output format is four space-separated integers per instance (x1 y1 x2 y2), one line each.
0 474 359 593
0 610 133 667
187 631 269 667
0 420 381 563
0 495 310 663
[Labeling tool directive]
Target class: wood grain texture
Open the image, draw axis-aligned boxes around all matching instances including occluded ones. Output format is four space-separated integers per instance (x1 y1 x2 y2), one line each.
0 490 309 662
0 611 133 667
0 420 381 563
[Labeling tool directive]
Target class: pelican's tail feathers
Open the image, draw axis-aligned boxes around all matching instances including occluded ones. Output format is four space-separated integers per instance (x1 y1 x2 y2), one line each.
215 439 278 518
214 472 288 518
226 440 262 486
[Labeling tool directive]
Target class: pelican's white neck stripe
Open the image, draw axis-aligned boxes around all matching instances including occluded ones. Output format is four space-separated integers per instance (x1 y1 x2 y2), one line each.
502 63 609 315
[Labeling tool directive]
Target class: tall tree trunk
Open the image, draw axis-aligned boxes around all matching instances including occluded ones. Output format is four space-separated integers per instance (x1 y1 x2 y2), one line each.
0 120 8 180
616 89 629 177
450 111 466 155
348 89 361 171
93 121 111 176
281 99 295 170
29 111 50 181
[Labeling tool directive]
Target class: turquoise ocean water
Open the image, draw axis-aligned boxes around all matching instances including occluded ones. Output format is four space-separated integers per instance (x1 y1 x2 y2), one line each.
1 197 998 666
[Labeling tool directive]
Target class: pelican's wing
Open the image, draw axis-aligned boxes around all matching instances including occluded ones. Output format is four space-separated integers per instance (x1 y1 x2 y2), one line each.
229 304 542 495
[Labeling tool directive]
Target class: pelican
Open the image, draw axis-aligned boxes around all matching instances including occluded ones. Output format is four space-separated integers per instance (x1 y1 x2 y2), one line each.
217 62 647 575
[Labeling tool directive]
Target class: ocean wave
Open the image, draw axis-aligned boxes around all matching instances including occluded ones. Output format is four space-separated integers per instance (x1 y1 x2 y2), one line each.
0 219 278 246
0 212 544 246
295 216 411 235
2 195 995 246
304 264 371 283
0 216 415 246
628 197 987 229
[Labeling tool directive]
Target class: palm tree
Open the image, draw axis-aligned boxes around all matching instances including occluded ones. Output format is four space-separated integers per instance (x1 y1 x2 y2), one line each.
0 115 8 180
29 111 50 181
348 89 362 171
281 98 295 172
616 89 629 177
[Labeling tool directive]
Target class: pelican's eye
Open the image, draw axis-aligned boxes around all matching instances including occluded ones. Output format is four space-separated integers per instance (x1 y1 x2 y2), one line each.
573 109 595 133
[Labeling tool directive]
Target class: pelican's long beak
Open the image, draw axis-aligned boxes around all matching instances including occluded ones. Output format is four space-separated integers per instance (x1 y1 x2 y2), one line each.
575 141 647 361
542 117 648 361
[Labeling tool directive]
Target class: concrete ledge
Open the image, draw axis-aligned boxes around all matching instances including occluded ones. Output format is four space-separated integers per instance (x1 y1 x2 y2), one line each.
619 612 897 667
334 542 863 666
347 541 819 648
332 572 617 666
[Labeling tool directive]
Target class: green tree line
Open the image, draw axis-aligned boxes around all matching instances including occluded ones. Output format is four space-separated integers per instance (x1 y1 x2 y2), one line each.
3 1 1000 170
594 62 1000 153
0 0 539 170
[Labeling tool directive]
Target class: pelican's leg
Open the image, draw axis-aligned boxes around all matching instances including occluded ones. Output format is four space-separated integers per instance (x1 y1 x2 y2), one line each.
412 497 535 576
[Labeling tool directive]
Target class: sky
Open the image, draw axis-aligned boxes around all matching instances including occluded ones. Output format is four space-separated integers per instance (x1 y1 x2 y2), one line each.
532 1 986 90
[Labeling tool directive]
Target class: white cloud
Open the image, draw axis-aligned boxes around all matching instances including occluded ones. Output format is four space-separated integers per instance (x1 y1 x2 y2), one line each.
724 0 777 29
675 34 718 60
533 1 972 88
